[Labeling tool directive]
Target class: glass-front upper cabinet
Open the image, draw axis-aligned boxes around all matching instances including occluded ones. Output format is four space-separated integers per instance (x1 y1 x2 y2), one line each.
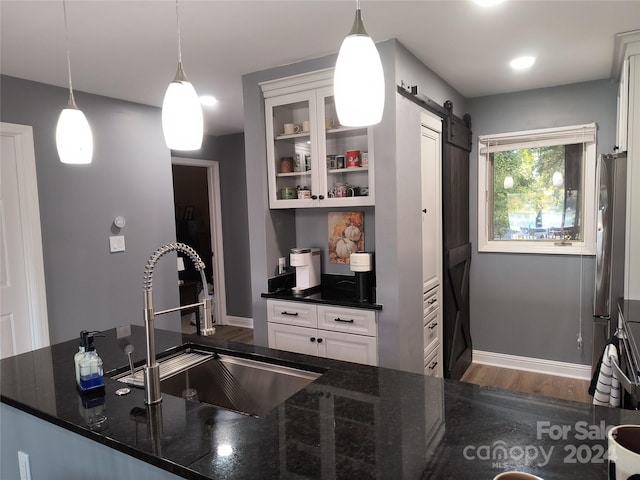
261 69 375 209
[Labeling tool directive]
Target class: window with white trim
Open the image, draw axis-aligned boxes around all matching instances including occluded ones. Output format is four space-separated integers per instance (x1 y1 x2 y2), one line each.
478 123 597 255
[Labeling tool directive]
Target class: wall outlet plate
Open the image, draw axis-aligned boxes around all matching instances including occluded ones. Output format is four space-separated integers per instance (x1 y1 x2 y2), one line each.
18 451 31 480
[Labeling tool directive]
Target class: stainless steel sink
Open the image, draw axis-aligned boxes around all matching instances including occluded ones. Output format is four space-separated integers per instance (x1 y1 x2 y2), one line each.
113 348 322 417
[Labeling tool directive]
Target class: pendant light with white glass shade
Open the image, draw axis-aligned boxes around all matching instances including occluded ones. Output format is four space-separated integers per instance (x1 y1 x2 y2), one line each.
162 0 203 151
333 0 384 127
56 0 93 165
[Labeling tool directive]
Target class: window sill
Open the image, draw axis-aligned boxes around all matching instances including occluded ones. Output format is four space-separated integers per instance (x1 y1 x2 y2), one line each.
478 240 595 256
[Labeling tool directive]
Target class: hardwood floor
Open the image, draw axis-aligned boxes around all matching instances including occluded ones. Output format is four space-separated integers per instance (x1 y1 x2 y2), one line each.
460 363 592 404
209 325 254 344
181 315 254 345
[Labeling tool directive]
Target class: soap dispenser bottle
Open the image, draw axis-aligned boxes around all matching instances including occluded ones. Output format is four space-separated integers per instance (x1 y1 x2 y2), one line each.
76 331 105 392
74 330 86 385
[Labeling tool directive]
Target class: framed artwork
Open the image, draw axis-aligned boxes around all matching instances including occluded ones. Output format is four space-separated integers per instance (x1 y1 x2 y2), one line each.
328 212 364 264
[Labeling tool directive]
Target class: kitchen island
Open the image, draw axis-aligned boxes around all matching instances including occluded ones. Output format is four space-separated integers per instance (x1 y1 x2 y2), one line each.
1 325 638 479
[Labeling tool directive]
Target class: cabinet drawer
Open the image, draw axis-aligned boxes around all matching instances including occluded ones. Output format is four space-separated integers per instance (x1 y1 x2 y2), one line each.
424 345 441 377
423 309 440 358
268 300 317 328
423 286 439 317
317 305 377 337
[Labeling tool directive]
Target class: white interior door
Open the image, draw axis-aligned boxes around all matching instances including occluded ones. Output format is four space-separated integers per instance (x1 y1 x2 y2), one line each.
0 123 49 358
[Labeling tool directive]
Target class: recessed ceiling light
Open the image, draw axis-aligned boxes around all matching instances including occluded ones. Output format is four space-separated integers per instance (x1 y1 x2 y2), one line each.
510 56 536 70
199 95 219 107
473 0 505 6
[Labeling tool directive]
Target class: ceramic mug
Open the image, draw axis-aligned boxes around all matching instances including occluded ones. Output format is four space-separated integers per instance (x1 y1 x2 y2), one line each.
283 123 295 135
493 472 543 480
346 150 361 168
608 424 640 479
302 120 310 132
279 157 294 173
336 185 348 198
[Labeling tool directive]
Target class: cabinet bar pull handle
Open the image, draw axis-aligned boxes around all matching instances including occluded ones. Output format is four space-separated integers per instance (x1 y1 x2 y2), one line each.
429 361 438 370
334 317 354 323
428 322 438 330
281 311 299 316
427 299 437 305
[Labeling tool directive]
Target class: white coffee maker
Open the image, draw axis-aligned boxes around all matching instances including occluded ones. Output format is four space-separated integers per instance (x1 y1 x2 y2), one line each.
290 248 321 293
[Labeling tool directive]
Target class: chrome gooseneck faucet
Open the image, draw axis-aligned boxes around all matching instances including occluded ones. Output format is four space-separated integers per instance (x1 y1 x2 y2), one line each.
142 242 214 404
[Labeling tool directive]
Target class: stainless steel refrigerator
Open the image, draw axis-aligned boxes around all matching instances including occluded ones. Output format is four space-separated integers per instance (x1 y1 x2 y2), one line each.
592 152 627 374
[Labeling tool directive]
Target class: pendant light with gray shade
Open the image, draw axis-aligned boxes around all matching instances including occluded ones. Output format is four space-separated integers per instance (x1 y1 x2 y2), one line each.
162 0 203 151
56 0 93 165
333 0 384 127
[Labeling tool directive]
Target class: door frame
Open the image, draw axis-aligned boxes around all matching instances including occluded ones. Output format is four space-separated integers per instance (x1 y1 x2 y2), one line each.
0 122 49 351
171 157 228 326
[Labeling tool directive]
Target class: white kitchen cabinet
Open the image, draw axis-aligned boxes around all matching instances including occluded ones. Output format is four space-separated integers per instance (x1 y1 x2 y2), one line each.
421 115 442 294
261 69 375 209
423 286 443 378
421 112 444 378
615 31 640 300
267 299 378 366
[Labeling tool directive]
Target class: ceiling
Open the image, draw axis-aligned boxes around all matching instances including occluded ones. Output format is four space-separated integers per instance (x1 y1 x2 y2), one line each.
1 1 638 137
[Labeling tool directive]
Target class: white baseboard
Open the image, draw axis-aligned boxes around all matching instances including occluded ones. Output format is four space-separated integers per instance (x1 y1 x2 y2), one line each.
224 316 254 329
472 350 591 381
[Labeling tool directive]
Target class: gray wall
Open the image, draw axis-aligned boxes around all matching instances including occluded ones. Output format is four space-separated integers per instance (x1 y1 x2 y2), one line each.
1 75 180 343
467 79 618 365
243 39 467 374
174 133 252 318
295 207 375 275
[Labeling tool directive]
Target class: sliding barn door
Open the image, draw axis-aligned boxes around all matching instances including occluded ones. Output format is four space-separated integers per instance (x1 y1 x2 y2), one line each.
442 112 472 380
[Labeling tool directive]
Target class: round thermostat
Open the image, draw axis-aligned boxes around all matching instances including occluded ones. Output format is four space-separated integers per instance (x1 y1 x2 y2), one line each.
114 216 126 228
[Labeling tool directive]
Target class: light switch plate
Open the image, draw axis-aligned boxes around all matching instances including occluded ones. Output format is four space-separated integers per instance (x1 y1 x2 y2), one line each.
109 235 125 253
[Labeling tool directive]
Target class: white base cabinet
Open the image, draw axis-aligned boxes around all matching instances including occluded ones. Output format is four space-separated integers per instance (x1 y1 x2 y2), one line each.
267 300 378 366
423 286 443 377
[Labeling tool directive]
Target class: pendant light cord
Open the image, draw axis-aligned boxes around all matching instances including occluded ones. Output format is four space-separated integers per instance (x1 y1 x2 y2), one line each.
62 0 77 107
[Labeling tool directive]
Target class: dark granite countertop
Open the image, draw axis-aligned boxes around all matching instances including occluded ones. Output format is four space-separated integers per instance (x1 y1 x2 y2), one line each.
262 273 383 310
2 325 638 479
261 289 383 310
